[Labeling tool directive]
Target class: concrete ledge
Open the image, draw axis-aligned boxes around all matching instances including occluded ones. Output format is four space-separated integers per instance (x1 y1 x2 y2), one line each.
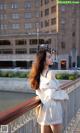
0 78 34 93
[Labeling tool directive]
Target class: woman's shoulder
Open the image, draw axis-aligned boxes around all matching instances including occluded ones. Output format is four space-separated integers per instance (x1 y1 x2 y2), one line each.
47 70 56 80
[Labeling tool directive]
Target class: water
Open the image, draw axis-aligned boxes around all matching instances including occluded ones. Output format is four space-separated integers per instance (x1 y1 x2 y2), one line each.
0 91 36 112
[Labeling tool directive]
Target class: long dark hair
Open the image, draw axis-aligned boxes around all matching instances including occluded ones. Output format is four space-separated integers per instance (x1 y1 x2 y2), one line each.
29 48 51 90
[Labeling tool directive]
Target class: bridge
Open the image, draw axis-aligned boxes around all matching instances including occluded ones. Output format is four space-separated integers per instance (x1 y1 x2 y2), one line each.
0 78 80 133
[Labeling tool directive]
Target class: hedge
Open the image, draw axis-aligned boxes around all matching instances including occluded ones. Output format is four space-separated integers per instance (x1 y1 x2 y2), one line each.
0 71 79 80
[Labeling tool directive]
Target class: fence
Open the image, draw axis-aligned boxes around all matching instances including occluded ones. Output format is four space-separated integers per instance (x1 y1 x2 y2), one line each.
0 78 80 133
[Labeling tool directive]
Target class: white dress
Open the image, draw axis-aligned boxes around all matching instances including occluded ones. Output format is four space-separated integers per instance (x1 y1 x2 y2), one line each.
36 74 69 125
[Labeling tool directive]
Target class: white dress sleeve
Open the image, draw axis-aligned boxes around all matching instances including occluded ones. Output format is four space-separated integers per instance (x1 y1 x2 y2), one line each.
43 79 69 101
36 88 55 104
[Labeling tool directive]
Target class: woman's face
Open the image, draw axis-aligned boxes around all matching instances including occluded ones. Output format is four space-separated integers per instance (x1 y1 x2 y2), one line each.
45 52 53 66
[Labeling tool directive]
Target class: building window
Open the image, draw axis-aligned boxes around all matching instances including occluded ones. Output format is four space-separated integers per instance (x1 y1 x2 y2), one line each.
41 21 43 28
12 13 19 19
39 39 45 44
29 48 37 54
51 18 56 25
24 2 32 8
0 24 7 30
15 39 26 45
0 49 13 54
0 14 7 20
51 6 56 13
35 0 40 7
12 24 19 29
45 8 49 16
30 39 37 45
11 2 18 9
45 0 49 4
24 13 32 19
72 32 75 37
0 40 11 45
0 3 7 10
29 39 44 45
61 41 65 49
35 22 39 28
46 38 51 44
35 11 40 17
41 11 43 17
16 49 27 54
45 20 49 27
25 23 32 29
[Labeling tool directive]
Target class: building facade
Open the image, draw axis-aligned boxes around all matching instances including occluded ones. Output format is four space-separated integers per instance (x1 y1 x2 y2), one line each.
0 0 80 69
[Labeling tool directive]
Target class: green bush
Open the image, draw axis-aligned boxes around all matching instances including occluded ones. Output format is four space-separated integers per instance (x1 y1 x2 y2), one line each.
14 72 20 77
18 72 27 78
0 71 8 77
68 75 76 80
55 73 63 79
56 72 78 80
68 73 78 80
0 71 78 80
7 71 15 77
61 73 69 80
0 71 29 78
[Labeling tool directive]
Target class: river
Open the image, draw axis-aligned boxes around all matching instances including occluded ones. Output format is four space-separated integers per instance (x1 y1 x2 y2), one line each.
0 91 36 112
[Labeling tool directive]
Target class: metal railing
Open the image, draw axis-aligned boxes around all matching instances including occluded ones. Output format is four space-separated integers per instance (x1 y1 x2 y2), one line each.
0 78 80 133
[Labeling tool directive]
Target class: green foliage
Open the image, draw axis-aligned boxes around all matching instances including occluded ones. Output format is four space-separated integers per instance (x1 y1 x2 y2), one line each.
68 75 76 80
17 72 27 78
0 71 8 77
55 73 63 79
56 72 79 80
0 71 29 78
7 71 16 77
0 70 79 80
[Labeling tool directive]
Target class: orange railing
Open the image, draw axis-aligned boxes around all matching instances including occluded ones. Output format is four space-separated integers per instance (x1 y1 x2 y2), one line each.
0 78 80 125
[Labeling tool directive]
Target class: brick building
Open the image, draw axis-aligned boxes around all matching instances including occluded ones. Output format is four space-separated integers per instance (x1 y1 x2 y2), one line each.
0 0 80 69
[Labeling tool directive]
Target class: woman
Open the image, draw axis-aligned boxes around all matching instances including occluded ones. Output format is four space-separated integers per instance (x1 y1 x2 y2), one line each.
29 46 69 133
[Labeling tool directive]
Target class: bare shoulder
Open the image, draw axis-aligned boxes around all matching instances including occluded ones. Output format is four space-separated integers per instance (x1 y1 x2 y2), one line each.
47 70 56 80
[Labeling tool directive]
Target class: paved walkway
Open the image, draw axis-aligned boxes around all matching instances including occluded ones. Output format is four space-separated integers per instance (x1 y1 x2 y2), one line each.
74 110 80 133
65 109 80 133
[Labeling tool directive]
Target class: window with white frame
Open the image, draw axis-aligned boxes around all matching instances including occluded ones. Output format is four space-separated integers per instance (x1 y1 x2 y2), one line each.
11 2 18 9
0 14 7 20
25 23 32 29
35 0 40 7
12 24 19 29
35 11 40 17
0 24 7 30
12 13 19 19
0 3 7 10
24 13 32 19
24 2 32 8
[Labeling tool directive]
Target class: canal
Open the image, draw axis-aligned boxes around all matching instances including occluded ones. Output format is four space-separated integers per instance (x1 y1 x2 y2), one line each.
0 91 36 112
